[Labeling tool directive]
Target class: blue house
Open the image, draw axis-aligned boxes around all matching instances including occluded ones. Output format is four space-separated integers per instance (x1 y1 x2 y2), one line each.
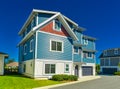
18 9 96 78
100 48 120 74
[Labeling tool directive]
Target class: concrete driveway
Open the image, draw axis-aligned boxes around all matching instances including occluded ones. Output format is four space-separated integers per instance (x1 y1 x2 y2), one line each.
51 76 120 89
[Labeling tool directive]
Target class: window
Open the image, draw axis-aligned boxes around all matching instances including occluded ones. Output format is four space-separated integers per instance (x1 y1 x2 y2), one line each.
45 64 56 74
30 39 34 52
83 53 86 58
84 39 88 45
23 64 26 73
87 52 92 58
53 20 61 31
65 64 69 72
104 51 107 56
24 44 27 55
114 49 118 55
73 46 79 54
50 40 63 52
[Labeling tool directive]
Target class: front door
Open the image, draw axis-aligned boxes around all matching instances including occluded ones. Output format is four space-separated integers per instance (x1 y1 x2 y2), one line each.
75 65 79 77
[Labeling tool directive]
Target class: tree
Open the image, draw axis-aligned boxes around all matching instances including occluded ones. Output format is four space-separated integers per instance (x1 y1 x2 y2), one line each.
118 63 120 71
7 59 15 64
96 64 100 74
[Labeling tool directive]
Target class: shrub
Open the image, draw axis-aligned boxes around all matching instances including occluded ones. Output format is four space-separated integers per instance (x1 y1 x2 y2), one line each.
52 74 78 81
68 75 78 81
114 72 120 75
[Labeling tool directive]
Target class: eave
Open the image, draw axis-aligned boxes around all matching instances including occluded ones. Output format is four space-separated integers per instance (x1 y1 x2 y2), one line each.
17 30 34 46
83 35 96 41
83 49 97 53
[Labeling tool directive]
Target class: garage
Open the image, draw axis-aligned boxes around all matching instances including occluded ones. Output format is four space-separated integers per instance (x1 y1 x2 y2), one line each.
82 66 93 76
102 68 117 74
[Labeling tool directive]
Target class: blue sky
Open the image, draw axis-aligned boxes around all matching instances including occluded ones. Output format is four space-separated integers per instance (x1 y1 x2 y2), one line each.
0 0 120 63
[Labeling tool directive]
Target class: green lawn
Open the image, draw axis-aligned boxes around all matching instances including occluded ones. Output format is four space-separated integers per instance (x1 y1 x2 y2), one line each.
0 75 62 89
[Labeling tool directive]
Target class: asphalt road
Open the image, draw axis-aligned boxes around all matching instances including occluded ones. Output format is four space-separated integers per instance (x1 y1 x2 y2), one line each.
50 76 120 89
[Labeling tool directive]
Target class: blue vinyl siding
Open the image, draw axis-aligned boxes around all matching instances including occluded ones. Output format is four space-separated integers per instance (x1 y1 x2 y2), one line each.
73 30 82 44
22 17 36 38
20 35 35 61
74 54 82 62
37 32 72 61
38 13 53 24
74 30 82 42
19 45 23 63
82 39 95 50
83 58 95 63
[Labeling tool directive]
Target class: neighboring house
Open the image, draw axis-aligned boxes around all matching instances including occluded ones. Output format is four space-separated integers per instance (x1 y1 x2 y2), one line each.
6 62 18 68
18 9 96 79
0 52 8 75
99 48 120 74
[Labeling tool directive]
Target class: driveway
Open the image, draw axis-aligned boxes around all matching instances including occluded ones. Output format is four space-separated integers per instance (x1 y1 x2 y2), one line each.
50 76 120 89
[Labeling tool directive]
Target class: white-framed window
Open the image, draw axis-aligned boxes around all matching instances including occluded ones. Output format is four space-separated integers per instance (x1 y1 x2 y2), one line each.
45 64 56 74
87 52 92 58
24 44 27 55
104 50 107 56
53 20 61 31
84 39 88 45
114 49 118 55
50 40 63 52
73 46 79 54
65 64 69 73
30 39 34 52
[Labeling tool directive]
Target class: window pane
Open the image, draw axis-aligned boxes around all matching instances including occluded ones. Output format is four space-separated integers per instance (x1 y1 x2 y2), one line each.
30 40 33 51
51 41 56 51
51 64 55 73
66 68 69 71
45 64 50 74
74 46 78 53
55 20 61 31
57 42 62 51
65 64 69 72
88 52 92 57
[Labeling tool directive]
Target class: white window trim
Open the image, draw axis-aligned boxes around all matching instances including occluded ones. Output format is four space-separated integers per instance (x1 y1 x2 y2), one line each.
114 49 118 55
30 39 33 52
64 63 70 73
84 39 88 45
53 20 61 31
44 63 56 75
50 39 64 53
24 44 27 55
87 52 93 59
104 50 107 56
73 46 79 54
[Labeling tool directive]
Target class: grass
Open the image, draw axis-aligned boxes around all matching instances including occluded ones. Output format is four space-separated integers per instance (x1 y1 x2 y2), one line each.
0 74 62 89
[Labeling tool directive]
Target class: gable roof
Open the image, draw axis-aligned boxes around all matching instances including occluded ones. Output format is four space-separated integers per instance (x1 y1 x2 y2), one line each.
0 52 8 58
6 62 18 67
18 9 86 45
83 35 96 41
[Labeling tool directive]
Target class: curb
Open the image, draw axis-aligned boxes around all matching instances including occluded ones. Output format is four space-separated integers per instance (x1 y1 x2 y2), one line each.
33 76 101 89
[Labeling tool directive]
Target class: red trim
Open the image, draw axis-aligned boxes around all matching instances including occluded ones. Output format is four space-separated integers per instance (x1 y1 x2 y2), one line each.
40 21 70 37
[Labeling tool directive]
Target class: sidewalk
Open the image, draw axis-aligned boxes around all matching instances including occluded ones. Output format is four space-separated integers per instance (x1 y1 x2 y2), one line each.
33 76 101 89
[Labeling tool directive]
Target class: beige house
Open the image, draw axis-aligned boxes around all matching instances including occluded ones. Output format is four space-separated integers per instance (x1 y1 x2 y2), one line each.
0 52 8 75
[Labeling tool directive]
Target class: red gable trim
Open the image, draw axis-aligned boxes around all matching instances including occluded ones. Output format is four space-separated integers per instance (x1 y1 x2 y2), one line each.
40 21 70 37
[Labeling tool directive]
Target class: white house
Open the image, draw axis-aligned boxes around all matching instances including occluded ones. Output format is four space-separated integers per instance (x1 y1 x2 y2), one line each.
0 52 8 75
